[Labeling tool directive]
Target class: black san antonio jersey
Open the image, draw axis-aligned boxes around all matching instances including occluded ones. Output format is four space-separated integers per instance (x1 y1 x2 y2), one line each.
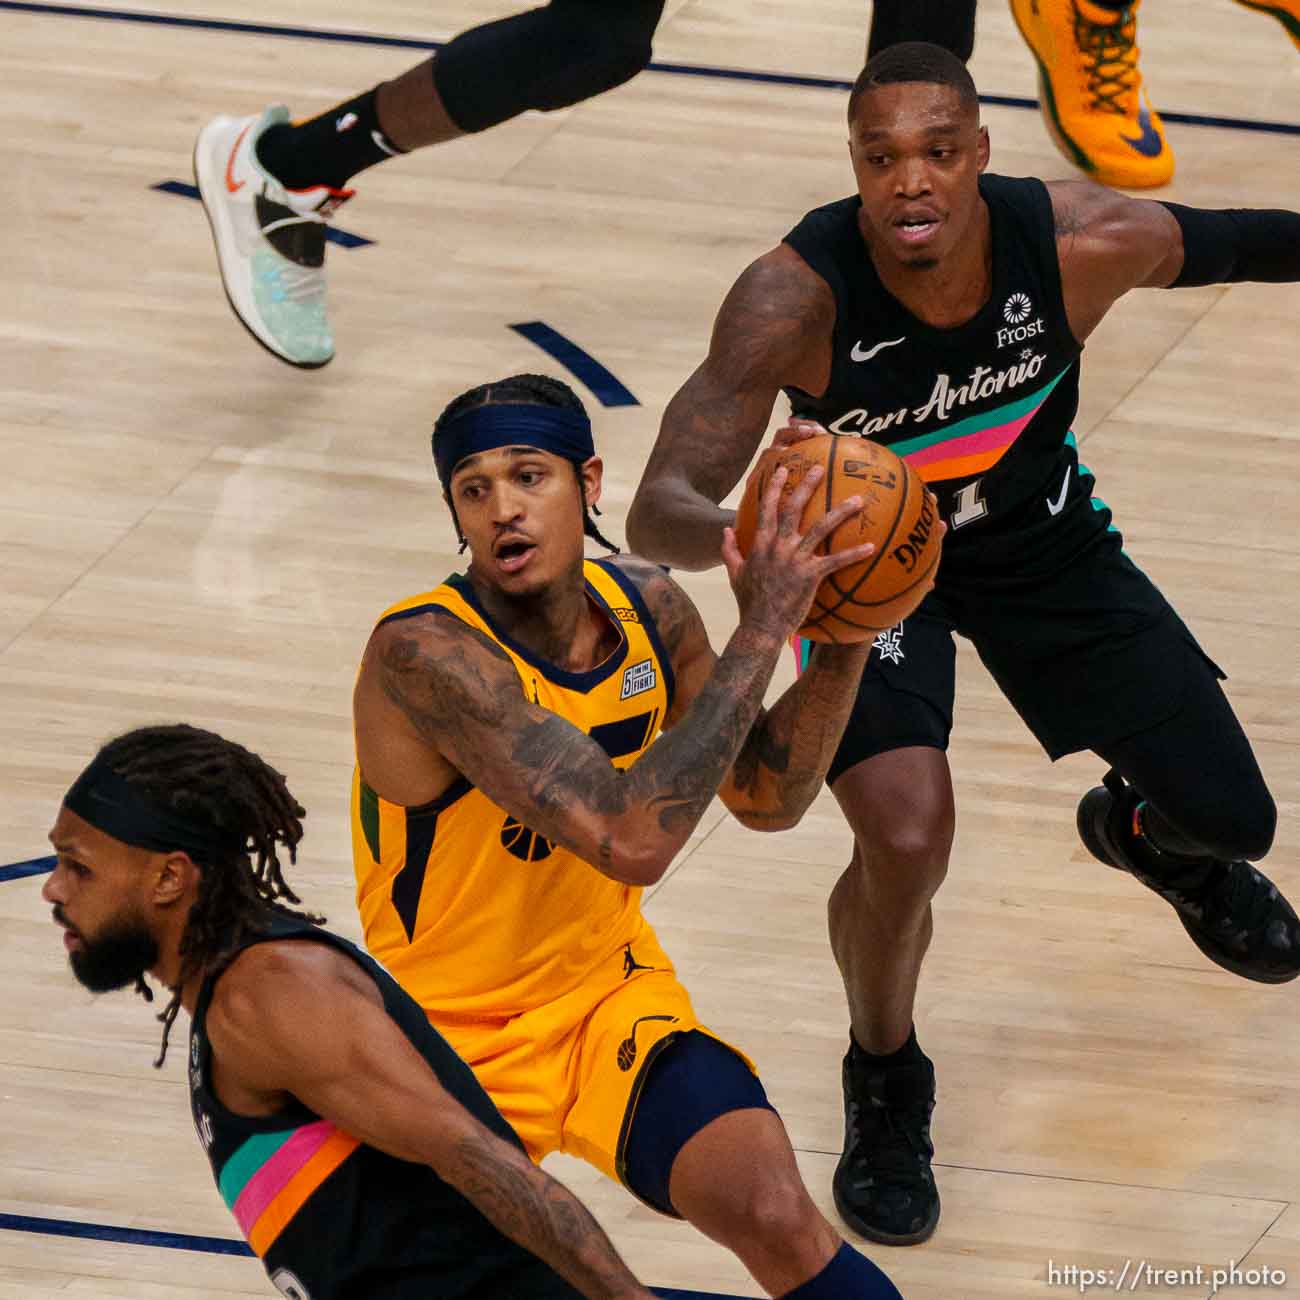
187 918 575 1300
784 174 1102 579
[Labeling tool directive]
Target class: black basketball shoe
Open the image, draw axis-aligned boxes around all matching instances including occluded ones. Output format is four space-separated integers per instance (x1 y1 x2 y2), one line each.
833 1040 940 1245
1078 769 1300 984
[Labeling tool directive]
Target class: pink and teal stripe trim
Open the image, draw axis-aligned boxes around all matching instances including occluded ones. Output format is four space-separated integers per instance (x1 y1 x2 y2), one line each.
218 1120 359 1257
891 366 1069 483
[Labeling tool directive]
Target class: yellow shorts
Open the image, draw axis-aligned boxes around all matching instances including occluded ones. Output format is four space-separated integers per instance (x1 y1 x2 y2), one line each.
430 930 755 1193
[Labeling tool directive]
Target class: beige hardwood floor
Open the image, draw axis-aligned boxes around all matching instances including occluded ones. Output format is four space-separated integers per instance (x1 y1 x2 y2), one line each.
2 0 1298 1295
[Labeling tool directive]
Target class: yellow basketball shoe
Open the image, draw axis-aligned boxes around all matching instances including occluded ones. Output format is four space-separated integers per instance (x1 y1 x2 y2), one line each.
1010 0 1174 189
1234 0 1300 52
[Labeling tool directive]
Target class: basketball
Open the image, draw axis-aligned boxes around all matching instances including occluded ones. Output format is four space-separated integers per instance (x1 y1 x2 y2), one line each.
733 433 943 644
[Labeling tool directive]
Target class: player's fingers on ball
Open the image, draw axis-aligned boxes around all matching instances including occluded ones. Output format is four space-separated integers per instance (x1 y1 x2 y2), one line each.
802 493 863 549
754 466 788 540
779 464 823 534
721 527 744 582
821 541 876 575
772 421 818 447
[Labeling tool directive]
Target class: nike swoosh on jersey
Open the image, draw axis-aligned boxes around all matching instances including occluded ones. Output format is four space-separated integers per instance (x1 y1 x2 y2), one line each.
225 123 252 193
850 337 906 362
1121 102 1164 159
1046 466 1072 516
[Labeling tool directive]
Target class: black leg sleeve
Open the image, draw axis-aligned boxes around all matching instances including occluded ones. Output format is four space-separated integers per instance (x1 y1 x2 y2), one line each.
1096 662 1277 863
867 0 977 61
434 0 665 134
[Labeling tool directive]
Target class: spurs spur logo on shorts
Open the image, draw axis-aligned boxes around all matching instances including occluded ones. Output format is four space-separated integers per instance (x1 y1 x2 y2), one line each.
873 624 905 665
620 658 657 700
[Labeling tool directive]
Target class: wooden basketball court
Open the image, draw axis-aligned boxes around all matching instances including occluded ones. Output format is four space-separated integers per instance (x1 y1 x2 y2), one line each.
2 0 1298 1294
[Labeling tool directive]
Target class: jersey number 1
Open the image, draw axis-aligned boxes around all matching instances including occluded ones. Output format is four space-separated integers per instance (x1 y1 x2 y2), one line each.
949 479 988 529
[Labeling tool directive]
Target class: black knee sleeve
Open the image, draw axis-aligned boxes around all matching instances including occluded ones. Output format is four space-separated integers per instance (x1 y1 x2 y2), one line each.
1097 642 1278 864
1146 786 1277 864
434 0 665 134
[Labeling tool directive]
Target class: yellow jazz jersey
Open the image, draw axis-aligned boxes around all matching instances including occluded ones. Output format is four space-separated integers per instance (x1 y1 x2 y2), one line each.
352 558 676 1020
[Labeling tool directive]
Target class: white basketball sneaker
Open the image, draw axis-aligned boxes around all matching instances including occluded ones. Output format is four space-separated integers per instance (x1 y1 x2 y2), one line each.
194 106 353 368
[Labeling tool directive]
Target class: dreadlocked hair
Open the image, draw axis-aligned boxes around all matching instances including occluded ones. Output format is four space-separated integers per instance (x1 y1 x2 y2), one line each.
431 372 621 554
95 723 321 1069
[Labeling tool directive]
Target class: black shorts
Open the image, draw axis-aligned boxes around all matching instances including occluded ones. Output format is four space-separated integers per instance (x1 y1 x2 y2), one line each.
821 525 1225 782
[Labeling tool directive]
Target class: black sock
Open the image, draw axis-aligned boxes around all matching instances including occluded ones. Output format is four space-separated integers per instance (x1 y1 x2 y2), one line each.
867 0 977 63
256 88 405 192
851 1025 923 1067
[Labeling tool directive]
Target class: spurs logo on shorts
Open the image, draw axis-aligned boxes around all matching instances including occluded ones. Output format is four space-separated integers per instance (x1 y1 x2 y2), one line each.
616 1014 678 1071
873 624 905 665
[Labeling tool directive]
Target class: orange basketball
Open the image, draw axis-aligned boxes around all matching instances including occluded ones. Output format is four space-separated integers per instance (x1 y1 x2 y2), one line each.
733 434 943 644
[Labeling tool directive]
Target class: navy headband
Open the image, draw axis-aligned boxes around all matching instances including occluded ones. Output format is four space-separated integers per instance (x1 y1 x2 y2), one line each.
63 756 245 865
433 403 595 488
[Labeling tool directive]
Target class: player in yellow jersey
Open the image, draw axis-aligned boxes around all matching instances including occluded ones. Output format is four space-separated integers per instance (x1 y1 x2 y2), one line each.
352 373 932 1299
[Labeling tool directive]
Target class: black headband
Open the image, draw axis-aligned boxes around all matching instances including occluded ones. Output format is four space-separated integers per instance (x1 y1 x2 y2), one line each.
433 403 595 488
63 756 245 865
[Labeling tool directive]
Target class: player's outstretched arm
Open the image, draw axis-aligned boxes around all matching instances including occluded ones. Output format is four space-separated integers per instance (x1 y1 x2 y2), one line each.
625 245 834 571
371 467 870 884
205 942 654 1300
621 554 872 830
1050 179 1300 343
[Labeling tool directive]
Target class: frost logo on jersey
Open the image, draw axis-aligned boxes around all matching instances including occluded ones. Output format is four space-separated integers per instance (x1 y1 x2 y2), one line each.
997 291 1043 348
620 658 656 701
873 624 905 665
1003 293 1032 323
189 1034 203 1096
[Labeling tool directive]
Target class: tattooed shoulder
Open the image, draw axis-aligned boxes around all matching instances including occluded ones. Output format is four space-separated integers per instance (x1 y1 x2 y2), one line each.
714 246 836 382
1049 178 1126 242
373 611 521 739
605 555 707 665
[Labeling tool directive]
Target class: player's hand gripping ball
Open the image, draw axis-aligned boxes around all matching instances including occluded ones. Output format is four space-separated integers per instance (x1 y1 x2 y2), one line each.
734 432 944 643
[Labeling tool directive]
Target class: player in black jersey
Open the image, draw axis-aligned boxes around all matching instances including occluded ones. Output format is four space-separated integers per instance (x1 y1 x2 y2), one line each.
42 723 654 1300
628 41 1300 1248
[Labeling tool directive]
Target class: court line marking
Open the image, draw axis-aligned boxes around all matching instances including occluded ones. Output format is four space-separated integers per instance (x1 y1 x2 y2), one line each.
153 180 375 247
3 0 1299 137
0 1213 744 1298
509 321 640 408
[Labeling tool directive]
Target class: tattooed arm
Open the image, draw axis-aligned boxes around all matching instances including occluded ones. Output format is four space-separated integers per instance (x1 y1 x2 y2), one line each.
1048 179 1187 343
625 244 836 571
365 466 872 884
206 941 652 1299
622 557 870 830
